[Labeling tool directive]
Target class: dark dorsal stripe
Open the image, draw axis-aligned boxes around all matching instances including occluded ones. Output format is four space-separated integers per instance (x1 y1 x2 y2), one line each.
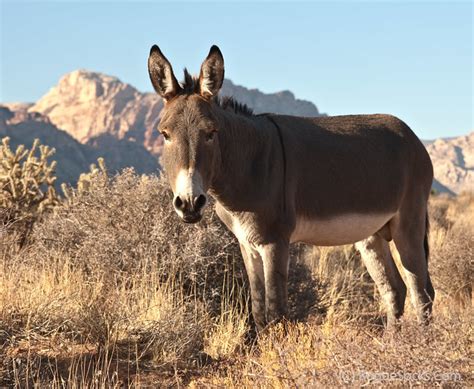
260 114 287 214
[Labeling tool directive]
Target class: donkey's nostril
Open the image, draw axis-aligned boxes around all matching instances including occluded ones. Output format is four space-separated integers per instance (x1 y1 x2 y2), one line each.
174 196 185 210
194 194 207 212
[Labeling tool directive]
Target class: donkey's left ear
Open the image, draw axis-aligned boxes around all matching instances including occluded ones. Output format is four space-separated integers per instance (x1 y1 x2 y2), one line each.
199 45 225 99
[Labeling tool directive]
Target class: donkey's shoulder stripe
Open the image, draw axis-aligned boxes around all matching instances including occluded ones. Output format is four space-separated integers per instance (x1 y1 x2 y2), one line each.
264 114 287 214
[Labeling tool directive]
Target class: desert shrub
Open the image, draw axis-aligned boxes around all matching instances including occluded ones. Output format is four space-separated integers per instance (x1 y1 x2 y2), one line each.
294 245 378 325
428 194 452 230
62 157 108 198
0 260 212 386
32 168 246 312
0 138 59 245
0 168 247 386
429 193 473 306
1 162 471 386
195 311 472 387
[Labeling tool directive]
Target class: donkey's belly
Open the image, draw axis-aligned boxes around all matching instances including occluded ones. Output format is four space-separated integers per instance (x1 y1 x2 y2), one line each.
290 212 394 246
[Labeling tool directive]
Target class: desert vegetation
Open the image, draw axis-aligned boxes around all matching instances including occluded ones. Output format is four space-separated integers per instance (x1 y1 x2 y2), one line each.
0 141 472 387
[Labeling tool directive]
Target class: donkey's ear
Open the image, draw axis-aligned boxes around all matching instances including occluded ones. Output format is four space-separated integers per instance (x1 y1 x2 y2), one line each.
199 45 225 99
148 45 182 102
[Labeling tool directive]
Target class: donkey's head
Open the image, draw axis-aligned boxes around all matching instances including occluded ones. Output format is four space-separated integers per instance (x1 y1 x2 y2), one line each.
148 45 225 223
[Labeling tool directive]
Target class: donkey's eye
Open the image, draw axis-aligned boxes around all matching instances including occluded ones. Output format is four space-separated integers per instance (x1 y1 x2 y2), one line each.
161 130 170 141
205 131 217 142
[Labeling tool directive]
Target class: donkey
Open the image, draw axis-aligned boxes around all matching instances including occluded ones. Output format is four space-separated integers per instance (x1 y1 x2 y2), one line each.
148 44 435 331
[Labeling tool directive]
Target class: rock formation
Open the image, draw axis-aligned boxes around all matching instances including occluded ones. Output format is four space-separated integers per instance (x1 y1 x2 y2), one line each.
4 69 472 194
29 70 324 156
426 132 474 194
0 106 159 186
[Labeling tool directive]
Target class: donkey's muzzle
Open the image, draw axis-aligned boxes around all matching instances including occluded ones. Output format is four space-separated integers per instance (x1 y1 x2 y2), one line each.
173 194 207 223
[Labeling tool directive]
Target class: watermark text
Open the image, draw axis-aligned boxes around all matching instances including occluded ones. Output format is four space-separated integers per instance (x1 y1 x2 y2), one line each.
338 370 462 383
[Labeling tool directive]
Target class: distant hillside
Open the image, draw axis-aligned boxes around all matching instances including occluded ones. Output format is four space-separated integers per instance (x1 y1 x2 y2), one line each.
3 70 472 194
220 79 322 117
0 106 159 186
1 70 324 185
29 70 164 155
426 132 474 195
28 70 325 156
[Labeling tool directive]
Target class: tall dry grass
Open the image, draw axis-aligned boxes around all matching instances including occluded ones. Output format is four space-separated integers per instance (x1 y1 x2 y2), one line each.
193 192 473 388
1 169 247 387
0 169 472 387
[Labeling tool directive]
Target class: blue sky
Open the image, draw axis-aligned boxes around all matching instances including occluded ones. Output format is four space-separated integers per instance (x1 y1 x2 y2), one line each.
1 1 472 139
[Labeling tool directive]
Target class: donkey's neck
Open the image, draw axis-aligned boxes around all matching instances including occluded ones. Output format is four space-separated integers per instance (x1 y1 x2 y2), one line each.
209 110 282 213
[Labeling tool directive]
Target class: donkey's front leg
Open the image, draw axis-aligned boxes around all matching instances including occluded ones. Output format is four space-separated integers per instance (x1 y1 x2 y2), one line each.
239 243 266 331
260 241 290 324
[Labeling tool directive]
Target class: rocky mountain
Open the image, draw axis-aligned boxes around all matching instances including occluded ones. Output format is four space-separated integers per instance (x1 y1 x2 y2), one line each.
30 70 165 155
426 132 474 195
2 70 324 186
3 70 472 195
220 79 322 117
0 106 159 186
1 106 90 184
28 70 324 156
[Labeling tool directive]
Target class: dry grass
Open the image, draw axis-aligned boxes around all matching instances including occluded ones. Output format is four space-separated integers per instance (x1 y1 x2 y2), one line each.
0 170 472 387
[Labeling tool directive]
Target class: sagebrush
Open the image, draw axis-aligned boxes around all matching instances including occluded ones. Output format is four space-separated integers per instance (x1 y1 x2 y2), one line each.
0 157 471 387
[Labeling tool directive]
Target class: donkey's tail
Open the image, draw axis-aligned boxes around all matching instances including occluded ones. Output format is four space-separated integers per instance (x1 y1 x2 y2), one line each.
424 211 430 264
424 211 435 304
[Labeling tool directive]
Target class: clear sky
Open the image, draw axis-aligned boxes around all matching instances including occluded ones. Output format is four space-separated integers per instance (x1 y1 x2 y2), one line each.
1 0 472 139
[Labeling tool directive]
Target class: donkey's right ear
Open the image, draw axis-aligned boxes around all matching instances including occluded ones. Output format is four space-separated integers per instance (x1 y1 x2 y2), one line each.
148 45 182 102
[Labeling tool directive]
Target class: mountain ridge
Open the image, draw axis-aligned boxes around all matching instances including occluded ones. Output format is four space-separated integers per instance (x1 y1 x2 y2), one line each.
426 132 474 195
0 105 160 186
1 70 472 194
28 70 324 156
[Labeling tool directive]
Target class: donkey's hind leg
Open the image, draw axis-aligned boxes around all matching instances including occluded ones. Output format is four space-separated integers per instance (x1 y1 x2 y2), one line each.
355 235 407 328
390 209 433 323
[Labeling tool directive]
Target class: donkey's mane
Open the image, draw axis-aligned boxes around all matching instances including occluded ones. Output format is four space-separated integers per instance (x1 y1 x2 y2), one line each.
217 96 254 117
180 69 254 117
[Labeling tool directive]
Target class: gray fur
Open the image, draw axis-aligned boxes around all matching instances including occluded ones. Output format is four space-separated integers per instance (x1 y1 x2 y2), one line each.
148 45 435 330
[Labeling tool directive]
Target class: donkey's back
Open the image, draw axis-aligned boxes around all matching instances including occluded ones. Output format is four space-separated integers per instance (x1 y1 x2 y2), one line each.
278 113 432 219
